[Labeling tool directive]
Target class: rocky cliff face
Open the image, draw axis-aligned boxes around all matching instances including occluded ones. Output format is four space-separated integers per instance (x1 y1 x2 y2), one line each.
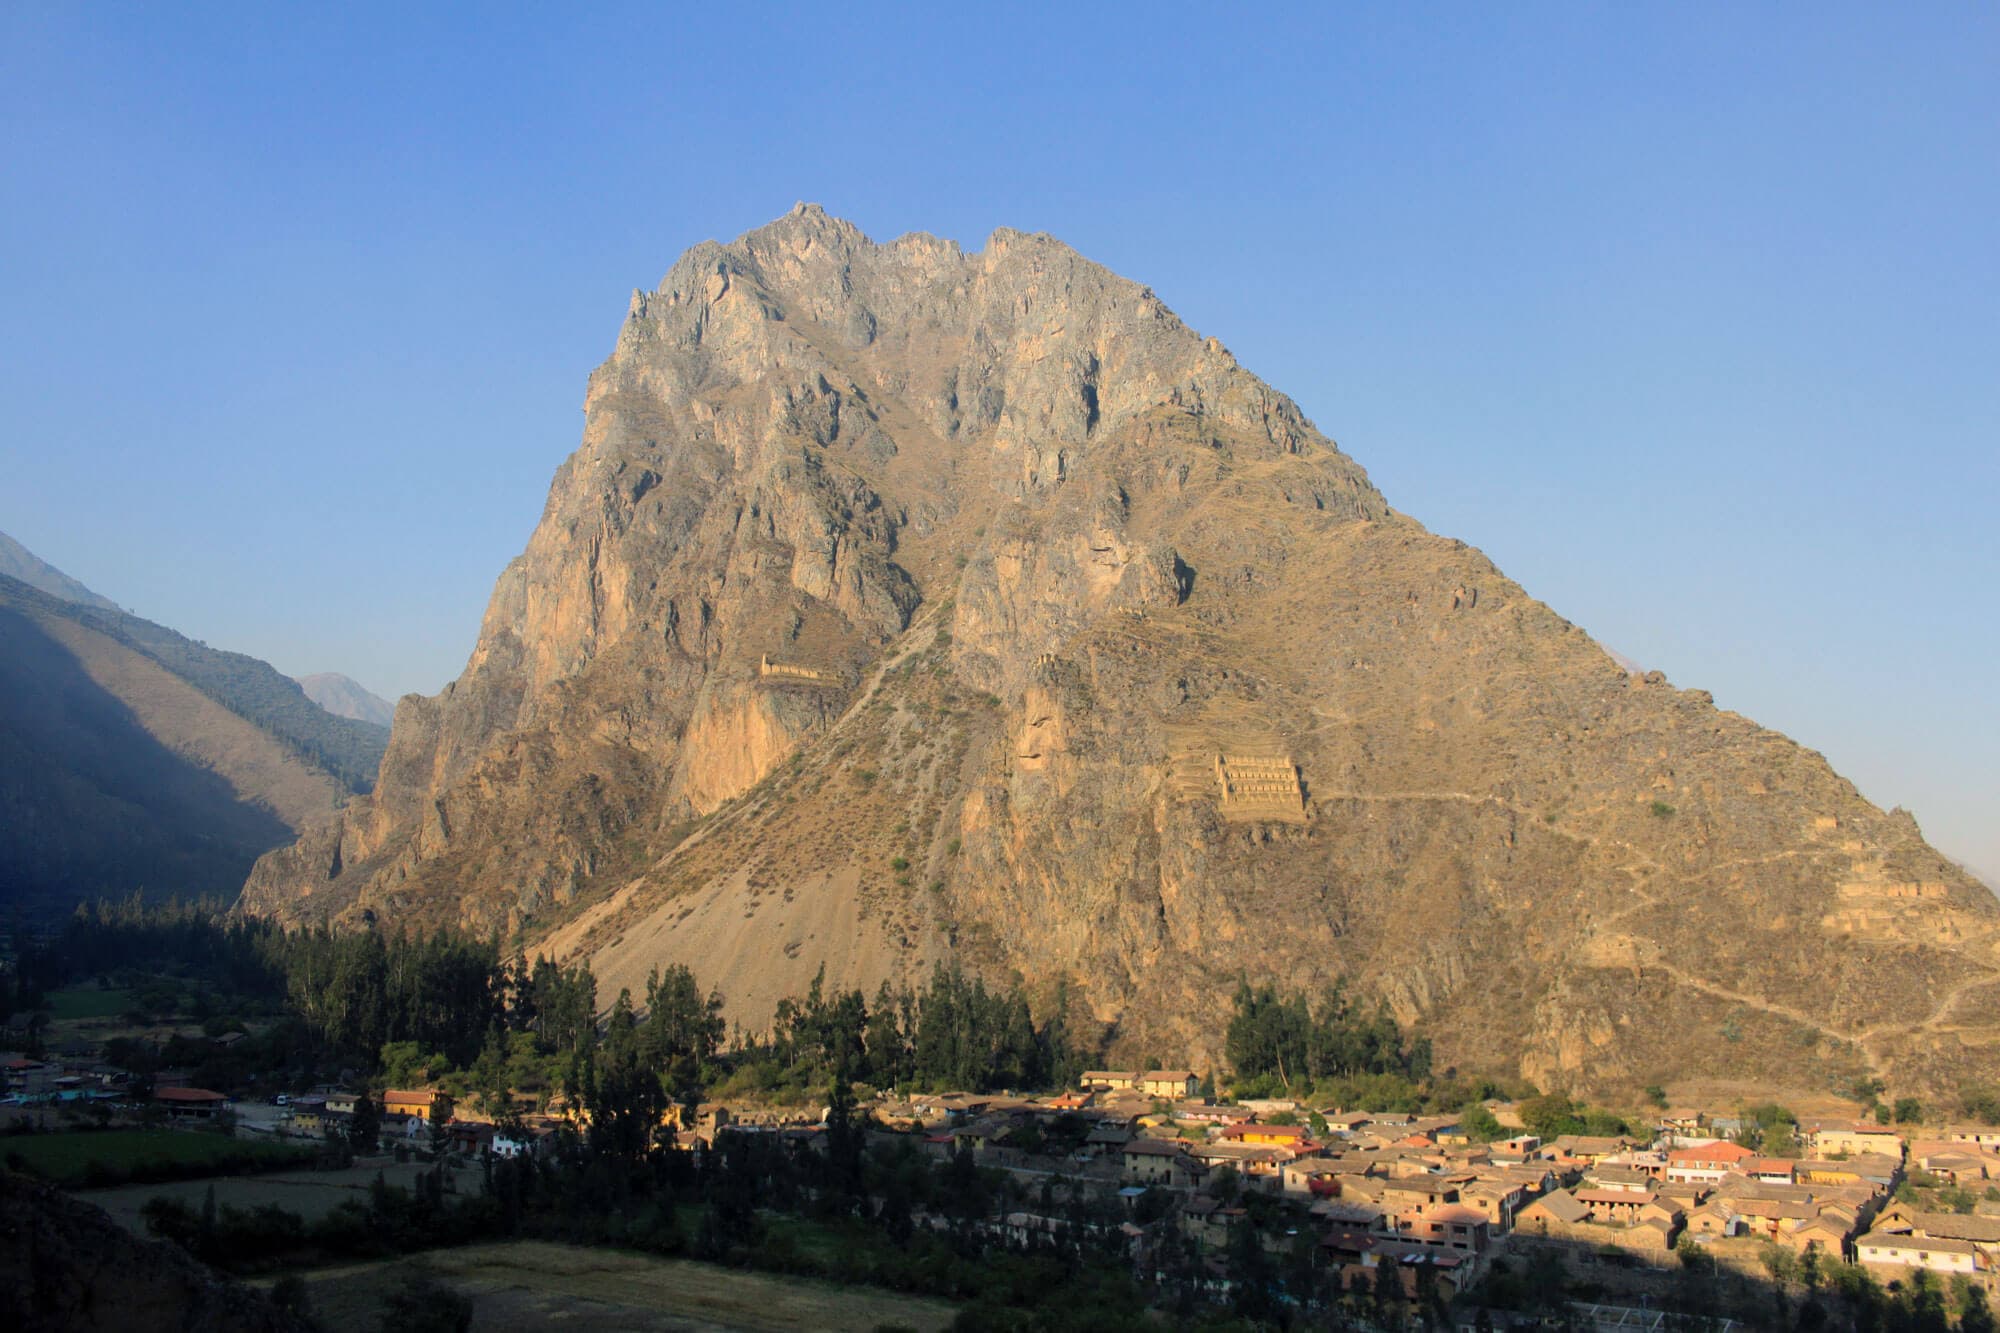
241 206 2000 1097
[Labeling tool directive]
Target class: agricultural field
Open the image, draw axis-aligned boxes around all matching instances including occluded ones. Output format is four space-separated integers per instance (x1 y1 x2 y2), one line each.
1 1128 312 1185
40 986 134 1020
256 1241 960 1332
78 1158 478 1232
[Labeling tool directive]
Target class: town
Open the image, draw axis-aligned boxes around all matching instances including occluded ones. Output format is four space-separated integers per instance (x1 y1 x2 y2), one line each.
10 1027 2000 1329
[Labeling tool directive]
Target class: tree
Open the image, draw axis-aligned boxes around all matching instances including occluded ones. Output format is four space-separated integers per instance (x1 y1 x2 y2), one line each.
823 1068 863 1205
641 964 724 1070
586 989 666 1161
1958 1282 1998 1333
350 1090 381 1153
1459 1104 1505 1142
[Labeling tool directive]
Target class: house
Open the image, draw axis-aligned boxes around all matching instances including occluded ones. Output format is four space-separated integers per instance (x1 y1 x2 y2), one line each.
3 1059 56 1097
287 1096 329 1133
1140 1071 1200 1099
384 1089 454 1122
1281 1156 1346 1197
1517 1186 1683 1255
1911 1145 1998 1185
1380 1176 1459 1212
1335 1242 1472 1305
1316 1225 1378 1267
1855 1229 1982 1276
1223 1122 1310 1149
1584 1165 1658 1194
493 1125 555 1160
1942 1125 2000 1152
1665 1140 1758 1183
1084 1122 1134 1156
1739 1156 1798 1184
1172 1102 1241 1126
1187 1141 1289 1186
1658 1109 1709 1137
1178 1195 1248 1249
155 1087 229 1119
1574 1190 1658 1226
324 1090 360 1116
1809 1123 1905 1159
1795 1153 1901 1190
1081 1071 1141 1091
1783 1214 1855 1257
1458 1178 1529 1231
1544 1133 1622 1164
1907 1212 2000 1248
446 1120 495 1154
1123 1138 1203 1188
1397 1202 1491 1256
955 1114 1020 1156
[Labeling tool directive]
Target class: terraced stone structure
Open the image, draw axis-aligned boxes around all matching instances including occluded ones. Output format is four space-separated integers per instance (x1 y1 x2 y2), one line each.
1214 753 1307 822
758 655 840 686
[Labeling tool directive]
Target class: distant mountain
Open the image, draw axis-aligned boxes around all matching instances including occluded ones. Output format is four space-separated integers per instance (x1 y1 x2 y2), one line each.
0 573 389 915
296 672 397 728
0 530 122 613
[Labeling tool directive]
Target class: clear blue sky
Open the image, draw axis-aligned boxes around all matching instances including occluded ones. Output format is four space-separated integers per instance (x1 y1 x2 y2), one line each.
3 4 1994 884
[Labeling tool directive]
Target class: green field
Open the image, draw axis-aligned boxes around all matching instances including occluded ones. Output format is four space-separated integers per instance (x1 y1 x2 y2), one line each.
1 1129 312 1185
80 1158 469 1231
41 987 135 1020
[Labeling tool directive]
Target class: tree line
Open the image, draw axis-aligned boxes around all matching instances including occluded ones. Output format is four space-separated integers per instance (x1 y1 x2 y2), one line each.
1223 979 1431 1092
7 898 1096 1109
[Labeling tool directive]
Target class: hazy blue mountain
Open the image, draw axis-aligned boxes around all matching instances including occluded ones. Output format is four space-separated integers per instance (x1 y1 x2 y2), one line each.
0 530 122 613
0 574 389 916
297 672 397 727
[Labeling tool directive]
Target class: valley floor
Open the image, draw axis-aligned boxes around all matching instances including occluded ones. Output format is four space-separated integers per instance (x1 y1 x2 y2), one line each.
246 1239 961 1332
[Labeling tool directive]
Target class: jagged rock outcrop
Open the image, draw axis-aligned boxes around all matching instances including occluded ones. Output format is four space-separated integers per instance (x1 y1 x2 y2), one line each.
242 206 2000 1098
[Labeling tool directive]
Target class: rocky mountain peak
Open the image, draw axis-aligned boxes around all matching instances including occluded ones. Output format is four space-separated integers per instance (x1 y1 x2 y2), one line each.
241 210 2000 1100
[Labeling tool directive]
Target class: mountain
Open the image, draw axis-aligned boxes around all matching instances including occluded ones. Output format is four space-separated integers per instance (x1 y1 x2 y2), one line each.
296 672 397 728
0 529 122 613
0 574 389 914
240 206 2000 1098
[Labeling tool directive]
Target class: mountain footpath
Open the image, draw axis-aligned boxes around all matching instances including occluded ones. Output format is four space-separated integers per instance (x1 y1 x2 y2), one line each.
240 206 2000 1099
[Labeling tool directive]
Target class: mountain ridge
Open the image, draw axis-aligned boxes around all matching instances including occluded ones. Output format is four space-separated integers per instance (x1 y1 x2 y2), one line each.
297 672 397 728
0 529 122 613
0 567 389 913
240 206 2000 1099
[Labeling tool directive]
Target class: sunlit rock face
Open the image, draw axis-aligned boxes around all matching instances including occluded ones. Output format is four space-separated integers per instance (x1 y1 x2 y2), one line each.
243 206 2000 1099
